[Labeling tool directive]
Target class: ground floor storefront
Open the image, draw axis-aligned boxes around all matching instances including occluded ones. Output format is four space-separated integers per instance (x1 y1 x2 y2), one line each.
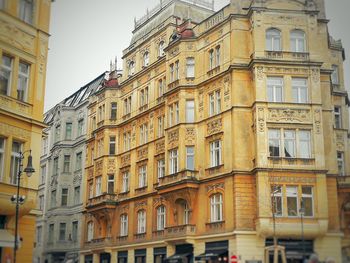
80 232 343 263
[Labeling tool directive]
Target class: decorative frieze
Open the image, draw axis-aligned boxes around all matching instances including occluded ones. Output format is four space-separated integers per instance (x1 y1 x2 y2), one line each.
135 200 147 208
107 159 116 173
269 176 316 184
95 160 103 175
168 129 179 144
268 108 311 123
121 153 131 167
207 118 222 136
0 121 31 140
314 109 322 134
155 139 165 154
206 182 225 192
257 107 265 132
137 146 148 160
185 128 196 144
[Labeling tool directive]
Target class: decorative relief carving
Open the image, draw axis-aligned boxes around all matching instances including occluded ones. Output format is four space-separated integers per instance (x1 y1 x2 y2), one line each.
206 182 224 192
137 147 148 160
256 66 264 81
167 93 179 103
269 176 316 184
87 168 94 179
257 107 265 132
336 133 345 150
169 47 179 57
95 160 103 175
187 44 193 50
135 200 147 208
73 173 82 183
223 75 231 106
153 197 166 206
207 118 222 136
121 153 131 167
156 140 165 154
265 67 308 75
311 68 320 83
314 109 322 134
98 93 105 101
0 123 31 140
198 89 204 116
185 128 196 144
107 159 115 173
168 129 179 143
268 108 311 123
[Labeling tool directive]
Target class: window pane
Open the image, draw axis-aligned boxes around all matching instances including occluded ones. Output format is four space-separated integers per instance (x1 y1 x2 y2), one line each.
284 130 296 158
186 100 195 123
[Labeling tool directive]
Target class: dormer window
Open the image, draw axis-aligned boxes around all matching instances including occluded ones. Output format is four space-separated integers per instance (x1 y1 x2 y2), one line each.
128 61 135 76
143 51 149 67
159 41 165 57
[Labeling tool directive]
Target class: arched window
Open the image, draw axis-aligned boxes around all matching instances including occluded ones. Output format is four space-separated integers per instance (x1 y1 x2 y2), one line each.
157 205 166 230
137 210 146 233
266 28 281 51
87 221 94 241
290 30 306 52
210 193 223 222
159 41 165 57
128 61 135 76
120 214 128 236
143 51 149 67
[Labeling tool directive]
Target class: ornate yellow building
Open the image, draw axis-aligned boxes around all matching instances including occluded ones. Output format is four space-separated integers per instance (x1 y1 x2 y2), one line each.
0 0 51 262
81 0 349 262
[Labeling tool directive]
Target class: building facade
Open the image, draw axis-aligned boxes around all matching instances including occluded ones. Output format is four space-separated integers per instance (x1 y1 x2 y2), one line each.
34 74 106 263
81 0 349 262
0 1 51 262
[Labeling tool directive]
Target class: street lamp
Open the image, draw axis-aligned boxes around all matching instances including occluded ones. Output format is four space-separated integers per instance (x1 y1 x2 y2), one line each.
10 150 35 263
299 199 306 263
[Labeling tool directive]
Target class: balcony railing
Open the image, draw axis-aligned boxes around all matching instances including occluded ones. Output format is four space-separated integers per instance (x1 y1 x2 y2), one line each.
158 170 198 186
265 51 309 60
86 193 118 207
84 237 114 248
165 224 196 238
337 176 350 187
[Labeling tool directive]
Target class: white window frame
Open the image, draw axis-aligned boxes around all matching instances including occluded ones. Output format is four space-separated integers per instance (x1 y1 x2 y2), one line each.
301 186 314 217
61 188 68 206
284 130 296 158
129 61 135 76
143 51 149 67
210 193 223 222
298 130 311 159
77 119 84 136
10 141 22 185
138 165 147 188
110 102 117 120
209 90 221 116
65 122 72 140
109 136 116 155
334 106 342 129
209 49 214 70
186 146 195 170
122 171 129 192
215 46 221 67
120 214 128 236
157 116 164 138
95 176 102 196
337 151 345 176
331 65 339 85
75 152 82 171
63 155 70 173
271 185 283 217
0 138 5 181
19 0 34 24
169 148 179 174
123 131 131 151
157 205 166 230
185 100 195 123
267 77 283 102
286 186 299 217
174 60 179 80
74 186 80 205
0 54 13 96
159 41 165 57
87 221 94 241
290 30 306 53
140 123 148 144
158 79 164 97
107 174 114 194
137 210 146 234
157 159 165 181
17 61 30 102
175 102 179 124
186 57 195 78
59 222 66 241
266 28 282 51
210 140 222 167
292 78 308 103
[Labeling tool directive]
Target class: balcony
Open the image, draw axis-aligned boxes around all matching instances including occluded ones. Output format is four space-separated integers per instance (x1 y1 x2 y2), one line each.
152 230 165 240
86 193 118 211
168 79 179 91
164 224 196 239
205 221 225 233
251 51 310 62
84 237 114 249
158 170 198 187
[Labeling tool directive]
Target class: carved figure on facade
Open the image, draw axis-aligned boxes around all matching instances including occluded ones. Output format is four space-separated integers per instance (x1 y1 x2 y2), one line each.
207 118 222 136
185 128 196 144
268 108 311 123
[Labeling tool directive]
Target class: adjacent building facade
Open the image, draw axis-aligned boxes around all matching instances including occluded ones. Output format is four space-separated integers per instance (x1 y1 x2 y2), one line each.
80 0 350 262
0 1 51 262
33 74 106 263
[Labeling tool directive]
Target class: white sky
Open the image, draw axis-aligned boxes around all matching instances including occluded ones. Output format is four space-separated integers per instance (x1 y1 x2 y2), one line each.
44 0 350 111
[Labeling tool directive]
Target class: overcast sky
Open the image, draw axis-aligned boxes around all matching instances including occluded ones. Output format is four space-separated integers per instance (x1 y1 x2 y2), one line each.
44 0 350 111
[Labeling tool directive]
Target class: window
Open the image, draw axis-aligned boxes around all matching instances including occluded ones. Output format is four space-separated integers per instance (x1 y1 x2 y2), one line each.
290 30 306 52
19 0 34 24
168 102 179 126
88 182 93 199
0 54 13 96
158 79 164 98
292 78 308 103
266 28 281 51
299 130 311 158
65 123 72 140
157 116 164 138
120 214 128 236
186 100 195 123
42 137 48 155
72 221 78 242
87 221 94 241
91 116 96 131
123 131 131 151
209 49 214 70
209 90 221 116
186 57 195 78
138 165 147 188
301 186 313 217
169 148 178 174
39 165 46 184
286 186 298 217
140 123 148 144
95 176 102 196
129 61 135 76
157 159 165 181
157 206 166 230
210 140 222 167
98 105 105 121
53 157 59 175
123 96 131 115
59 223 66 241
107 174 114 194
137 210 146 234
159 41 165 57
109 136 116 155
36 226 42 245
39 195 44 210
63 155 70 173
215 46 221 67
51 190 56 208
334 106 342 129
75 152 82 170
61 188 68 206
284 130 296 158
90 147 94 164
143 51 149 67
0 138 5 181
175 102 179 124
122 171 129 192
267 77 283 102
110 102 117 119
74 186 80 205
331 65 339 85
77 119 84 136
97 139 103 157
48 224 54 243
210 193 223 222
271 185 283 216
175 60 179 80
186 146 195 170
10 141 22 185
140 87 149 107
55 125 61 142
170 63 174 82
17 61 30 101
337 151 345 176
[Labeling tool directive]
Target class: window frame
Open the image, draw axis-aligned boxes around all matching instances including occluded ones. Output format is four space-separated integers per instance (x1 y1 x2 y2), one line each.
138 165 147 188
334 106 342 129
17 61 30 102
210 140 222 167
266 28 282 51
157 205 166 231
120 214 128 237
186 146 195 170
186 57 195 78
292 77 308 103
137 210 146 234
0 54 13 96
169 148 179 174
185 100 195 123
267 77 283 102
210 193 223 222
290 29 306 53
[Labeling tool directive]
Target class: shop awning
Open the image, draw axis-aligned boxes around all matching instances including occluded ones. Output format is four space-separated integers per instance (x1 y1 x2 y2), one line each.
0 229 15 248
164 253 191 263
195 249 228 260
